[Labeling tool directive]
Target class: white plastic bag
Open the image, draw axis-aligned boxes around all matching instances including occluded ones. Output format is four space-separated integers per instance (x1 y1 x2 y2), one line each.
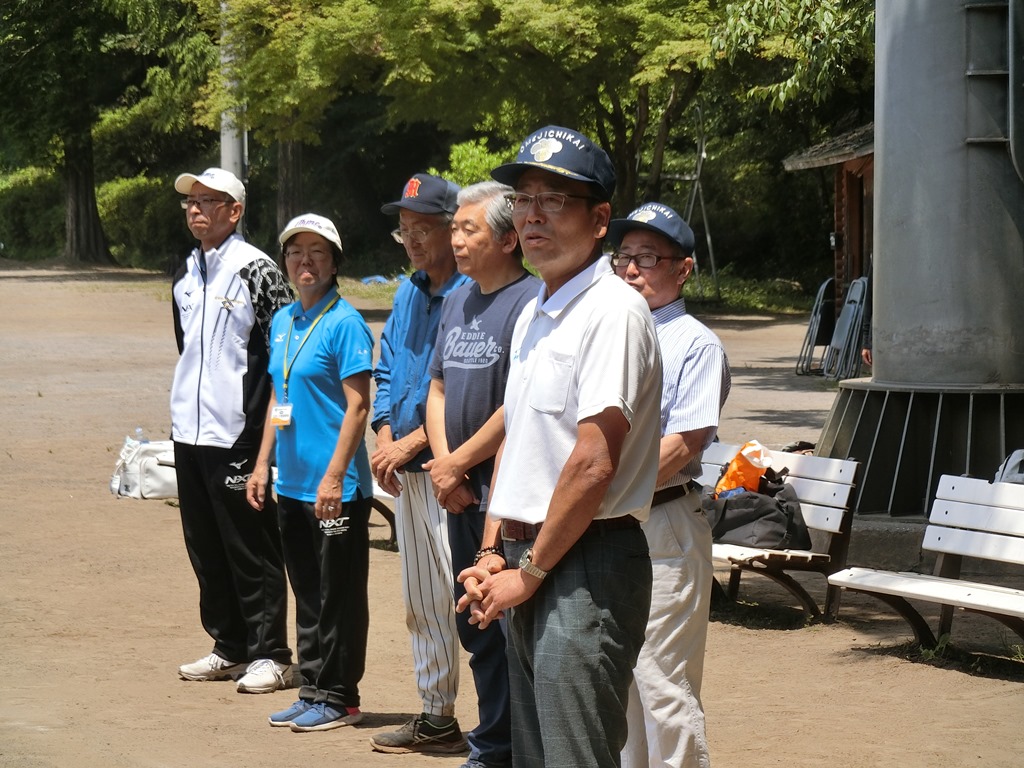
110 437 178 499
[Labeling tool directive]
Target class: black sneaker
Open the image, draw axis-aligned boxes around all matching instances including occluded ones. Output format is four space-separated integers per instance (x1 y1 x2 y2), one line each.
369 713 468 754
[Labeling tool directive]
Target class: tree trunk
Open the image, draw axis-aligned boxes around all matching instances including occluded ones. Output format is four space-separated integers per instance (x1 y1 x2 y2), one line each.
62 126 113 265
277 141 303 234
644 72 702 204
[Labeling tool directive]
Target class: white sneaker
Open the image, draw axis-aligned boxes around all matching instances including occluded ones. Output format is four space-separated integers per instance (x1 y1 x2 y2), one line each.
178 653 247 681
236 658 291 694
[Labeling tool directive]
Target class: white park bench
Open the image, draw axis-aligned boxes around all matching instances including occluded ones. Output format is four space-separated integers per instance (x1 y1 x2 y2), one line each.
828 474 1024 648
698 442 860 619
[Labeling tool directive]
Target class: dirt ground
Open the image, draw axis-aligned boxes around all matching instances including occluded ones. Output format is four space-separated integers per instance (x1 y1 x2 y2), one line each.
1 266 1021 768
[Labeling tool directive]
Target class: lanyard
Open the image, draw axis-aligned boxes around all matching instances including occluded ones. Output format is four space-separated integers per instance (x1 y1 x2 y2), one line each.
282 292 340 402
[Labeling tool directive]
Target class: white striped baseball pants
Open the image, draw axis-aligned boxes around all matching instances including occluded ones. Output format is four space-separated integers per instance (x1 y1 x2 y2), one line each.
395 471 459 716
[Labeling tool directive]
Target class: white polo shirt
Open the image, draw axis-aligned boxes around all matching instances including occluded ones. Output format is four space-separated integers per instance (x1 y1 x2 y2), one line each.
489 258 662 525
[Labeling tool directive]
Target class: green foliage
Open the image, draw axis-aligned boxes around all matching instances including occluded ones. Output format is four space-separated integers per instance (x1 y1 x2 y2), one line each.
0 168 64 261
686 265 814 314
96 175 193 270
0 0 873 292
195 0 384 144
427 139 514 187
918 633 953 662
712 0 874 111
105 0 218 134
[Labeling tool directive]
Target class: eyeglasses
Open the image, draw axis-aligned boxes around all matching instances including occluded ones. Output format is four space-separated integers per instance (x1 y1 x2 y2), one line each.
391 220 449 245
181 196 231 213
284 246 332 261
503 192 596 213
609 252 681 270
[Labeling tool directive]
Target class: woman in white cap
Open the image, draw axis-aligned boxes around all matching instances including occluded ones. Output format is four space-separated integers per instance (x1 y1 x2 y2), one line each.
246 213 375 731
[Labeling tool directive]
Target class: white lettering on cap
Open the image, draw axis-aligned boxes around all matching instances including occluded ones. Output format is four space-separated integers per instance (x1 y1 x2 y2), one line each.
631 203 674 220
520 128 585 154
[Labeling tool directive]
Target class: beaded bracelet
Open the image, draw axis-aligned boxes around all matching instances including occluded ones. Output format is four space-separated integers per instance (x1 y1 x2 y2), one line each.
473 546 505 565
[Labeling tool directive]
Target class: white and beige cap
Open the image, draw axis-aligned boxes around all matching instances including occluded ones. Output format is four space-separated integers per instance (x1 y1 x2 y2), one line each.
279 213 343 252
174 168 246 206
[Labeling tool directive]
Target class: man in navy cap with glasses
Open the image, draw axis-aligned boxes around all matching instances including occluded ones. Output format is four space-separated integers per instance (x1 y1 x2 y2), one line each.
455 127 662 767
370 173 471 756
610 203 731 768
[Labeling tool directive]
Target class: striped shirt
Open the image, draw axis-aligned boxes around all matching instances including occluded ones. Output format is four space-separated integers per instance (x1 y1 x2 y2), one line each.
653 298 731 489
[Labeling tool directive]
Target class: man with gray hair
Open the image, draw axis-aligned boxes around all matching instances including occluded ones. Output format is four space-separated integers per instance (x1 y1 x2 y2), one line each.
421 181 540 768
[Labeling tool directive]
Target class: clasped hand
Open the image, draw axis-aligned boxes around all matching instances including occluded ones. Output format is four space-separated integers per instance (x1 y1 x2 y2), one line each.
456 555 539 630
423 454 479 513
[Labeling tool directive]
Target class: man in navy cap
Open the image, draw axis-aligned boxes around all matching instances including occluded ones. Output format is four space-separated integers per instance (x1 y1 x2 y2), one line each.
370 173 471 756
610 203 730 768
456 127 662 767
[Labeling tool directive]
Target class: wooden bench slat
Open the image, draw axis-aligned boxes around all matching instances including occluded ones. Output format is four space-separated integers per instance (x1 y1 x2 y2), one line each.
714 542 828 565
829 567 1024 618
695 463 722 488
700 442 737 465
928 498 1024 536
764 450 858 484
936 474 1024 509
923 525 1024 566
800 503 846 534
785 476 854 508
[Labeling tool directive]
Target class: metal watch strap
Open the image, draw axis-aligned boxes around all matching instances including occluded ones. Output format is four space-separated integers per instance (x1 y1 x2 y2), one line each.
519 548 548 580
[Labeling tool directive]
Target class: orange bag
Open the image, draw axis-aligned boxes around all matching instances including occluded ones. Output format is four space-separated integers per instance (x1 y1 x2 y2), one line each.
714 440 773 496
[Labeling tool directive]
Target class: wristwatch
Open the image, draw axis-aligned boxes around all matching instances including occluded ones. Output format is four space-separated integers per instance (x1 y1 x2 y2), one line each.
518 548 549 581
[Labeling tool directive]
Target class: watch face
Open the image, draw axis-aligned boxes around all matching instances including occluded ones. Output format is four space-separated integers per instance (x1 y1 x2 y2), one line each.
518 547 547 579
519 548 533 568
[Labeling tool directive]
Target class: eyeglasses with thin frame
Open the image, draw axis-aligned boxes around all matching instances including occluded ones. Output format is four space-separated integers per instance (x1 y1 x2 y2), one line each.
609 251 682 270
284 245 333 261
390 220 450 245
503 191 596 214
180 196 231 213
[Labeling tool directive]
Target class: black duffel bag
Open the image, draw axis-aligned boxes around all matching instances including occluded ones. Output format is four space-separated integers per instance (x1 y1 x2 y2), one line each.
703 468 812 550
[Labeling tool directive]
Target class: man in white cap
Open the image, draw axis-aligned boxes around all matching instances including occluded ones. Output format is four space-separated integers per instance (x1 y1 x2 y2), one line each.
170 167 294 694
609 202 731 768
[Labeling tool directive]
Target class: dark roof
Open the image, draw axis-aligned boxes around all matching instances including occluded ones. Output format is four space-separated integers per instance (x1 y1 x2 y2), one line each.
783 122 874 171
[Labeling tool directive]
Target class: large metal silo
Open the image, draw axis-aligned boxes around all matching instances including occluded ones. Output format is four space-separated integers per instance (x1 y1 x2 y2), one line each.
818 0 1024 515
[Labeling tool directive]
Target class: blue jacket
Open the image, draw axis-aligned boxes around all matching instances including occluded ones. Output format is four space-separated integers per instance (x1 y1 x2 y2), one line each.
372 269 471 472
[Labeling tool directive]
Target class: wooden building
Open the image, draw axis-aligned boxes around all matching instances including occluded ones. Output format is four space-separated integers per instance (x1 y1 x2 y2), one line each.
783 123 874 307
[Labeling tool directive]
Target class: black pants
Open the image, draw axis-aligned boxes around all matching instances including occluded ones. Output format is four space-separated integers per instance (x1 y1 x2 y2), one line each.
174 442 291 665
279 494 370 708
449 507 513 766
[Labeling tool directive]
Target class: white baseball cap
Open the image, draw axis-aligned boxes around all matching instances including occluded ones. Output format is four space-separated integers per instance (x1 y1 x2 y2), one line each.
174 168 246 205
279 213 343 253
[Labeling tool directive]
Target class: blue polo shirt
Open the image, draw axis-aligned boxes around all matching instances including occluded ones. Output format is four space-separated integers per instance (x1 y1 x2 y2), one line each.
371 269 471 472
268 287 374 502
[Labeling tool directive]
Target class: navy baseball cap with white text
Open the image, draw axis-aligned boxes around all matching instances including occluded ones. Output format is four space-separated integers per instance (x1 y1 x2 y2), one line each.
608 202 696 257
491 125 616 201
381 173 460 216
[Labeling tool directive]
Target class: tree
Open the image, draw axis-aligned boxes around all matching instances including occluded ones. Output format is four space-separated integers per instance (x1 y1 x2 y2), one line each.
371 0 723 211
191 0 724 211
711 0 874 111
0 1 135 263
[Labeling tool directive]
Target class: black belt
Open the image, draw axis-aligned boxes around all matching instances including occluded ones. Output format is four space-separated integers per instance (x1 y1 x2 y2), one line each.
501 515 640 542
651 482 696 508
